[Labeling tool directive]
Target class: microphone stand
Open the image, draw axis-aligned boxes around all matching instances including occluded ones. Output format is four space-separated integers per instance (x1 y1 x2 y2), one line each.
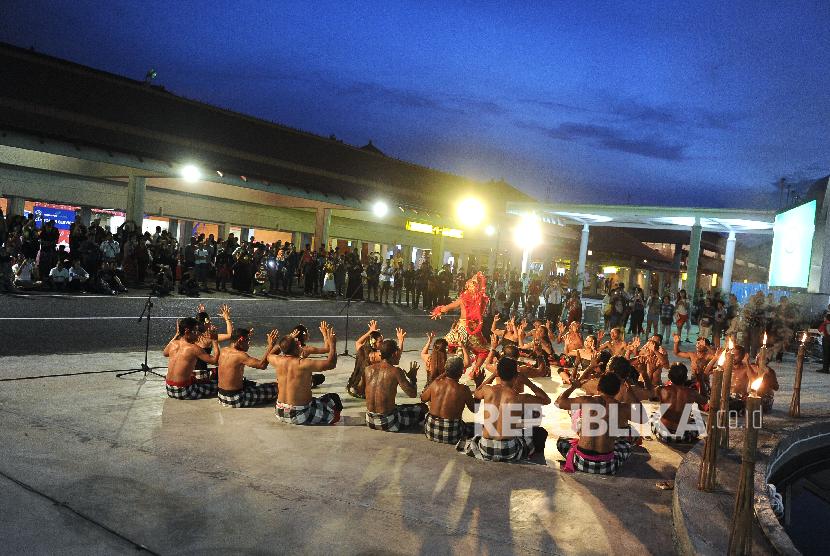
338 268 364 357
117 293 165 378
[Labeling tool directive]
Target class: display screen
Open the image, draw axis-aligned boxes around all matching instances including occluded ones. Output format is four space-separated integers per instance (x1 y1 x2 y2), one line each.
768 200 816 288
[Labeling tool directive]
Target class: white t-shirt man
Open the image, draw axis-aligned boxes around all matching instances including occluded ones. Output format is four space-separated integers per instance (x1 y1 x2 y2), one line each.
13 260 35 283
49 265 70 283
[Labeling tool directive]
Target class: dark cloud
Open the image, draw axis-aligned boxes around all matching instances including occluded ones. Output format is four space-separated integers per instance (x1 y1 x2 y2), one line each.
518 120 687 161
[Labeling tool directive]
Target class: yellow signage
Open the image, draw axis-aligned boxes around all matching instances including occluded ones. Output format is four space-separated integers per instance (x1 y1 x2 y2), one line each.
602 266 619 274
406 221 464 238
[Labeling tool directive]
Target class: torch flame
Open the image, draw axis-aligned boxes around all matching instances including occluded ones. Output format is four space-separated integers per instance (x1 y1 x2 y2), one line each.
762 332 768 345
717 351 726 366
802 331 807 343
728 337 734 349
750 377 763 392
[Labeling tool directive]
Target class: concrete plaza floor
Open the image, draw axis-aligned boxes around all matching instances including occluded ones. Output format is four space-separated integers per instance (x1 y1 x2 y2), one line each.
0 343 826 554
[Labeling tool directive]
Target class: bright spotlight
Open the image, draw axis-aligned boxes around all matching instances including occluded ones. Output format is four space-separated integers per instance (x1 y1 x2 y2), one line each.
514 214 542 248
181 164 201 183
373 201 389 218
484 225 496 236
456 197 485 227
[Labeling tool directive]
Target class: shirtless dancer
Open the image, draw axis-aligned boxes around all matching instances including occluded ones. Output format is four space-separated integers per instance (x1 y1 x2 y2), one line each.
421 356 476 444
421 332 470 387
456 358 550 462
648 363 707 443
364 339 427 432
163 317 221 399
597 328 628 357
272 322 342 425
217 328 280 407
347 321 383 398
556 373 637 475
631 335 669 388
705 345 777 413
273 324 327 388
673 334 714 395
193 303 233 381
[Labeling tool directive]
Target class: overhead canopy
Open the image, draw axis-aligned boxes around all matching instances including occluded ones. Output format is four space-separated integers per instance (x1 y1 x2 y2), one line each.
507 202 775 235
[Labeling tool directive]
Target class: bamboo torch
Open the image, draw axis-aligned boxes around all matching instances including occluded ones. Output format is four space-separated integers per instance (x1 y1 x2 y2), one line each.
698 350 724 491
718 337 735 449
727 376 764 555
789 332 806 418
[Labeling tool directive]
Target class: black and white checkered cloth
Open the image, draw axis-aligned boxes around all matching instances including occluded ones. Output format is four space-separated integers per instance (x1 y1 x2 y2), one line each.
556 437 633 475
275 393 341 425
365 403 427 432
423 413 473 444
165 380 219 400
456 435 535 462
218 380 278 408
648 411 700 444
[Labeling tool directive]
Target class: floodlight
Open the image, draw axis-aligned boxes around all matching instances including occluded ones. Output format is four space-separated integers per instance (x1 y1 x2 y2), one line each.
181 164 201 183
373 201 389 218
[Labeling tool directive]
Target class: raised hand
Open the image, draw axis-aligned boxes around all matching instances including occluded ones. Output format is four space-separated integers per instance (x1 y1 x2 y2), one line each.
673 333 681 344
266 329 279 346
368 320 379 332
427 331 436 341
219 304 231 321
396 327 407 343
409 361 420 375
197 303 206 314
319 321 330 338
491 333 499 349
208 324 219 340
557 321 566 333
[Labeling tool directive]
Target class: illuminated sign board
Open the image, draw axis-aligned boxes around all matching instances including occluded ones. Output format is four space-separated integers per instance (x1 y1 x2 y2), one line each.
405 221 463 238
768 200 816 288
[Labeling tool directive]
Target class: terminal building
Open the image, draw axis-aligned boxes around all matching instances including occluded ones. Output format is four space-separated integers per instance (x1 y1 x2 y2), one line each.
2 42 826 302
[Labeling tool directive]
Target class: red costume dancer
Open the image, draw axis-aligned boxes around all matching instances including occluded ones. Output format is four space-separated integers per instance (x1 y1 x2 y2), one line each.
431 272 490 376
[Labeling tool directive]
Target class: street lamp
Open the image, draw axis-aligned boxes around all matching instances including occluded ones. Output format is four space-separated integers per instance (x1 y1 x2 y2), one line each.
372 201 389 218
514 213 542 248
456 197 485 227
484 224 496 236
181 164 201 183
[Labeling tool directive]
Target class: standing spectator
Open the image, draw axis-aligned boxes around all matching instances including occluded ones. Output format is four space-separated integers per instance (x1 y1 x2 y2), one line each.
507 273 523 316
303 250 318 296
543 276 563 323
645 289 662 337
525 275 541 319
659 295 675 341
38 219 59 279
392 262 403 304
712 299 727 349
564 291 582 326
194 240 210 291
628 289 645 337
816 310 830 374
100 232 120 263
675 289 690 342
697 298 715 341
378 259 393 303
745 290 767 359
413 261 430 310
366 255 381 302
403 262 416 306
334 253 347 297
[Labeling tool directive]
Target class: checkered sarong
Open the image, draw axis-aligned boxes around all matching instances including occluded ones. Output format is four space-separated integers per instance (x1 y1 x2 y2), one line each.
165 380 218 400
218 380 278 408
423 413 473 444
648 411 700 444
456 435 534 462
365 404 426 432
275 393 341 425
556 438 633 475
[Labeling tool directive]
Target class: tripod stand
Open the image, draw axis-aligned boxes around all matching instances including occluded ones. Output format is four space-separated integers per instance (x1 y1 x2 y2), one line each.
117 293 165 379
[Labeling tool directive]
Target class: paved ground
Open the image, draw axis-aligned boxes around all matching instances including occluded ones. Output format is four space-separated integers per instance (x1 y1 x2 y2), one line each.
1 292 827 554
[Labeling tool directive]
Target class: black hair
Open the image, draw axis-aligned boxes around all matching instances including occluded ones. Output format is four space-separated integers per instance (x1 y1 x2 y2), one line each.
607 355 638 384
231 328 251 343
368 331 383 345
179 317 200 333
197 311 210 325
433 338 448 351
668 363 689 385
445 356 464 379
497 357 518 382
380 339 399 361
733 344 746 360
278 336 300 356
598 350 612 371
502 344 519 359
598 373 621 396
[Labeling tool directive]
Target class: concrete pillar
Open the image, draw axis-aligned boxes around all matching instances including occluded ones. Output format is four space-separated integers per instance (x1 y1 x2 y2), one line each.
521 248 531 274
125 175 146 227
217 223 227 242
181 220 194 243
487 248 496 276
6 195 25 217
78 206 93 226
721 231 736 298
354 240 363 259
314 207 331 251
167 218 179 241
431 229 445 267
686 220 703 302
576 223 590 292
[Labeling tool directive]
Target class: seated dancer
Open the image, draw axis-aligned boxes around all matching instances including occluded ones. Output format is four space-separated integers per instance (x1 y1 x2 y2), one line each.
705 345 777 413
163 317 220 399
431 272 491 378
193 303 233 381
554 321 583 381
270 324 327 388
673 334 714 395
421 332 471 387
272 322 342 425
457 357 550 462
364 338 426 432
555 373 636 475
630 335 669 388
648 363 707 443
421 356 476 444
217 328 280 407
597 327 628 357
347 320 384 398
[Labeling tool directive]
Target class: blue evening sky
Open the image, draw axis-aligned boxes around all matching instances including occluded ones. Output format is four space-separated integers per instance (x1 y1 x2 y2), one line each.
3 1 829 208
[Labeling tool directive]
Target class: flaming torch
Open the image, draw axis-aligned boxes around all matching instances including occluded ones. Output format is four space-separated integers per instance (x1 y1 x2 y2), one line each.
718 337 735 449
789 332 807 418
698 349 724 491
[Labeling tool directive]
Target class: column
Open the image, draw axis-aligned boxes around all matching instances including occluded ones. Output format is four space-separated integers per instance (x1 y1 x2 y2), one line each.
686 220 703 302
217 223 227 241
181 220 194 243
431 229 445 267
487 248 496 275
354 240 363 259
168 218 179 241
721 231 736 298
6 195 25 217
78 206 93 226
576 223 590 292
125 175 146 227
657 272 665 295
521 248 531 274
314 207 331 251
